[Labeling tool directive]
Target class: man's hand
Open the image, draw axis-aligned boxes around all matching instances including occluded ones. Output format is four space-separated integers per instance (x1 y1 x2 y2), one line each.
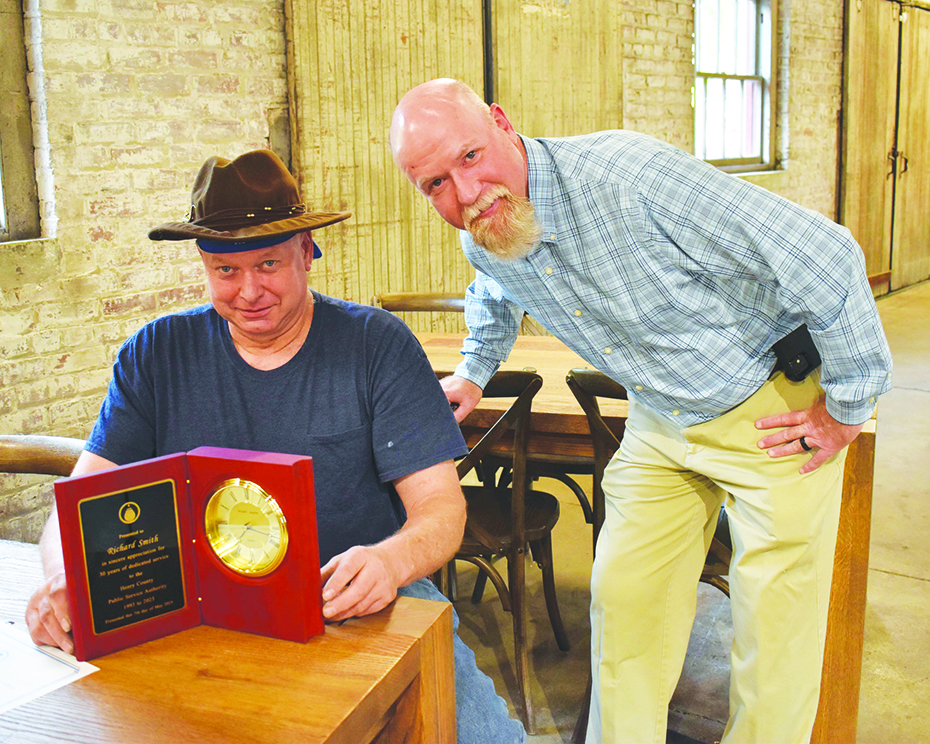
25 570 74 655
320 545 399 623
756 396 864 474
439 375 483 422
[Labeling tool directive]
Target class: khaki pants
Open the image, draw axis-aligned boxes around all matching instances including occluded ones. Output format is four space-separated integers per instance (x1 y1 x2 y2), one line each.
587 372 846 744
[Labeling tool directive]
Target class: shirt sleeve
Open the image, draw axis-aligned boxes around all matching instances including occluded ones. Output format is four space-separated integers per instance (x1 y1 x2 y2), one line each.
455 268 524 389
640 146 892 425
85 328 159 465
367 313 469 482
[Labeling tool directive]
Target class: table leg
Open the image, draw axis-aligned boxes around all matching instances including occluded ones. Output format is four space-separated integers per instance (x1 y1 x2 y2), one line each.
811 430 876 743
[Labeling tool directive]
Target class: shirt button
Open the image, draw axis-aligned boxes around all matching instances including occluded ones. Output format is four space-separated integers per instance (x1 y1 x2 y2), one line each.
545 267 553 275
869 397 875 403
635 385 643 391
574 310 582 317
549 233 556 240
604 347 612 354
671 410 680 416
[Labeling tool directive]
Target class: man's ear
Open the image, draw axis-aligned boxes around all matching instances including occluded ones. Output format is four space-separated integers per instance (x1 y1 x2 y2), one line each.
299 231 314 269
489 103 516 135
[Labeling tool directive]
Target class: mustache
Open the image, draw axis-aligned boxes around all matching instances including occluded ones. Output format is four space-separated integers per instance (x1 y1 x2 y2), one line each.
462 186 541 261
462 186 512 229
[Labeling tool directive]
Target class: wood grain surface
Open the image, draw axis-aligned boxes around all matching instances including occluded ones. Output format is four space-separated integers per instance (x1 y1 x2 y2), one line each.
0 540 454 744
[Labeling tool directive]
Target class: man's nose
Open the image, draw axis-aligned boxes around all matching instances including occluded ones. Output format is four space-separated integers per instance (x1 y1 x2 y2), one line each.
451 171 482 206
238 271 263 302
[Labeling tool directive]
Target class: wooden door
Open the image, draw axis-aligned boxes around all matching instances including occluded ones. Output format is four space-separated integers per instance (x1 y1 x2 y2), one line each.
891 6 930 288
840 0 899 290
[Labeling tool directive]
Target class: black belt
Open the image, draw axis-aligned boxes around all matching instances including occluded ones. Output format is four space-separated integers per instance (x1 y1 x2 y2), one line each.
772 324 821 381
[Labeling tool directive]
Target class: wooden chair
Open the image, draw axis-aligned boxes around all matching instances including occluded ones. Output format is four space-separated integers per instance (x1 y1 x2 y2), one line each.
440 370 569 733
565 368 731 743
372 291 466 313
0 434 85 476
375 292 598 531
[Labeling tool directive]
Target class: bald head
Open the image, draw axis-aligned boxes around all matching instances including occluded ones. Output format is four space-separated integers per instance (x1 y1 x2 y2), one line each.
390 79 494 166
389 78 530 239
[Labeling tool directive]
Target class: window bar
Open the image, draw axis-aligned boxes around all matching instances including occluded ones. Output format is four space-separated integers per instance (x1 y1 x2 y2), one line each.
703 79 709 160
756 0 760 163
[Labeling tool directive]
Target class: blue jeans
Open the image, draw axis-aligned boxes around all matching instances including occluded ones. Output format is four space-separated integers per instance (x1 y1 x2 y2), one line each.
397 579 526 744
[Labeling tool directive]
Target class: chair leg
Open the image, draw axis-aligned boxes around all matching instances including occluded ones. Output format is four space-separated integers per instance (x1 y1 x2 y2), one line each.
471 568 489 604
459 556 511 612
546 473 593 524
433 561 453 600
448 558 459 602
509 549 535 734
571 672 592 744
530 536 570 651
592 481 605 557
481 460 501 489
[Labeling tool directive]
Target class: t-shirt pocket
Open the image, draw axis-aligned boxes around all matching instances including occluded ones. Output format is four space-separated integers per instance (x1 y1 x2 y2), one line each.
304 423 401 565
304 424 377 515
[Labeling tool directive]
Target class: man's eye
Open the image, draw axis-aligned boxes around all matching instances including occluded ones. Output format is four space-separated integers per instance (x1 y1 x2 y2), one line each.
218 266 233 274
430 178 443 190
465 150 476 160
263 260 276 268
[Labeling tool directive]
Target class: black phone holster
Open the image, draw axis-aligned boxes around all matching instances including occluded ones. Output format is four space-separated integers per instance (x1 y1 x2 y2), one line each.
771 324 821 382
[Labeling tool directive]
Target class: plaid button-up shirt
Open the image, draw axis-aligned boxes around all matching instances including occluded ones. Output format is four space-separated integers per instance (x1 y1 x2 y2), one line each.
454 131 892 427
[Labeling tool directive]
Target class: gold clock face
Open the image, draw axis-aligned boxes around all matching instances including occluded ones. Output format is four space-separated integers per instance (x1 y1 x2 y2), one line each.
203 479 289 577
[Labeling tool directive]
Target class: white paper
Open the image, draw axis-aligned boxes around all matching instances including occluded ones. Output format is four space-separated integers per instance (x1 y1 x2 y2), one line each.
0 621 98 714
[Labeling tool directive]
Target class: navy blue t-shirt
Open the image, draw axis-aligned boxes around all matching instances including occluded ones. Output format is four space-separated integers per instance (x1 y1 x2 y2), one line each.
86 292 468 564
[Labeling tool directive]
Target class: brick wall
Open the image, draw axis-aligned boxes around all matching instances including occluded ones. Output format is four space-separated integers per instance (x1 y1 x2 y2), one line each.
782 0 846 217
0 0 848 540
621 0 696 152
0 0 288 540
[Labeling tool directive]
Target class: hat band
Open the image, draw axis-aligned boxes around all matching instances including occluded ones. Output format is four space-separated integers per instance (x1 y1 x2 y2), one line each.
190 204 307 230
196 233 322 258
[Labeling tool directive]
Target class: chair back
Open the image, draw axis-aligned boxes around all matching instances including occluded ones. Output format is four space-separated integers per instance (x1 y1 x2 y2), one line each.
565 369 628 551
450 371 542 552
373 292 465 313
0 434 85 476
566 368 628 472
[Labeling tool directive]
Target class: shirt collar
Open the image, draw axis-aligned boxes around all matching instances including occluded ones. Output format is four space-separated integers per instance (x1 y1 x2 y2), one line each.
520 134 558 244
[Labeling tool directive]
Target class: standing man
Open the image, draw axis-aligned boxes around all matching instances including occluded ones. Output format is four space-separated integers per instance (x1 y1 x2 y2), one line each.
26 148 525 744
391 78 892 742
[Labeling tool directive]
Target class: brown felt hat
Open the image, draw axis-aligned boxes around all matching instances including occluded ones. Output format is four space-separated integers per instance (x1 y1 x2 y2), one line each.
148 149 351 249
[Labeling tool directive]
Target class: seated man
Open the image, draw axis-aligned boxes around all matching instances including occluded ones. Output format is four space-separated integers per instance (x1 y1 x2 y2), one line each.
25 148 525 744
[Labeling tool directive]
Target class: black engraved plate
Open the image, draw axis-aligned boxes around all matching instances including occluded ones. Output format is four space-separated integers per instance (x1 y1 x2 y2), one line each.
78 479 187 635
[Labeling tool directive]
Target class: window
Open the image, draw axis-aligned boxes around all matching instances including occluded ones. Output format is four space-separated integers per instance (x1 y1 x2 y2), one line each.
694 0 777 171
0 0 40 241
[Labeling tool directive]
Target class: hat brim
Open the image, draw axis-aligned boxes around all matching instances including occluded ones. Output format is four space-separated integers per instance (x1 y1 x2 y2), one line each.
147 211 351 242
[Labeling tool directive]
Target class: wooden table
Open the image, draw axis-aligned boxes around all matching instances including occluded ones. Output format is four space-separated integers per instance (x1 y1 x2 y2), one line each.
0 540 455 744
418 332 876 744
421 333 628 460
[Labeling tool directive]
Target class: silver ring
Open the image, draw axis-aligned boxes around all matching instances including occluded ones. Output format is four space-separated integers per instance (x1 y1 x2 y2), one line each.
799 436 812 451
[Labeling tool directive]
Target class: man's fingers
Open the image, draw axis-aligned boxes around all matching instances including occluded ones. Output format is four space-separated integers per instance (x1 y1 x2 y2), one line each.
26 574 74 654
755 410 805 431
758 425 808 451
321 552 365 602
325 588 393 623
800 449 831 474
323 571 376 620
35 598 74 654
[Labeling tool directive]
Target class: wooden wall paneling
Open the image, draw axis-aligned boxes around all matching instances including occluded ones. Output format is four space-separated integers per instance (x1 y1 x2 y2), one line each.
491 0 623 140
286 0 481 334
840 0 898 285
891 7 930 288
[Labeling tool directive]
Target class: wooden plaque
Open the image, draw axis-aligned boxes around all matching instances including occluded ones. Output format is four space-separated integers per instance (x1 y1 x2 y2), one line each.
55 447 323 661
